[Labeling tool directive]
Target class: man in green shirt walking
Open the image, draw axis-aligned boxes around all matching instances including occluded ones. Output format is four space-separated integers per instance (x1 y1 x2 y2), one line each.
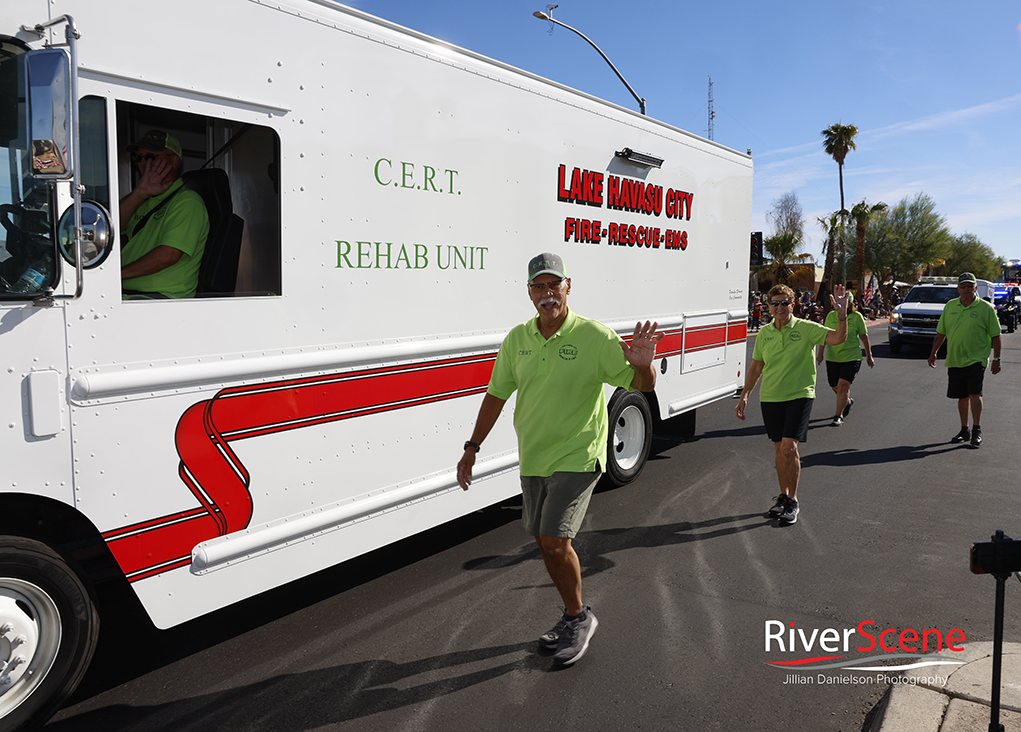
928 272 1002 447
456 252 662 666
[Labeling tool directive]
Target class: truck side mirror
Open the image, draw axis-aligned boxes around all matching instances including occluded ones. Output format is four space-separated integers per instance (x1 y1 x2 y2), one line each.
25 48 73 179
57 201 113 269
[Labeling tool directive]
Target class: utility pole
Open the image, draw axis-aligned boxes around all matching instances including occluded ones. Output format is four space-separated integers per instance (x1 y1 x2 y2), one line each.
707 75 715 141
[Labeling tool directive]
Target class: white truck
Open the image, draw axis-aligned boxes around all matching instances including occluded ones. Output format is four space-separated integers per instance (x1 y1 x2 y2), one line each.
0 1 753 727
888 276 994 354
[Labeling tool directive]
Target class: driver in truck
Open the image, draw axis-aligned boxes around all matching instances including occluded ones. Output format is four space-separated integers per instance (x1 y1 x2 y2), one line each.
456 252 662 667
119 130 208 299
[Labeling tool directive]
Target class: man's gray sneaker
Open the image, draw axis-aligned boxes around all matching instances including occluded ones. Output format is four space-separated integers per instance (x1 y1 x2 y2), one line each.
553 607 598 665
951 426 970 444
768 495 788 517
540 611 569 649
778 499 799 524
831 416 843 427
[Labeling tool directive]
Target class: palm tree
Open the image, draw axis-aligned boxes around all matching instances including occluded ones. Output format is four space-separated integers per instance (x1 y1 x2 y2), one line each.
816 211 842 310
821 123 859 287
850 199 887 298
759 231 814 286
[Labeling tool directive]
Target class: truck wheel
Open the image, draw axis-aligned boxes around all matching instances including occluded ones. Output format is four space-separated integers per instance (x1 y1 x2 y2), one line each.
0 536 99 732
606 390 652 486
889 338 902 354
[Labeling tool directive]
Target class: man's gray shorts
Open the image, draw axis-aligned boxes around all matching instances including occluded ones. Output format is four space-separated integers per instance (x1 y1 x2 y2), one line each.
520 470 601 539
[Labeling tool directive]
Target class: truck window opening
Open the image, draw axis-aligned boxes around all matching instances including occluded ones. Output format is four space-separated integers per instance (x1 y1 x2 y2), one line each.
114 101 281 298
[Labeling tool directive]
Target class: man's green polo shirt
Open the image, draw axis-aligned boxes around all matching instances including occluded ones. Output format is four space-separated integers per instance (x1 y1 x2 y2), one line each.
488 309 635 477
122 179 209 298
936 297 1000 368
751 317 832 401
823 309 867 362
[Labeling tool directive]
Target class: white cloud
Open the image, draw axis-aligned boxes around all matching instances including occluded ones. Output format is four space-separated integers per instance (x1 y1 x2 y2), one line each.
863 93 1021 141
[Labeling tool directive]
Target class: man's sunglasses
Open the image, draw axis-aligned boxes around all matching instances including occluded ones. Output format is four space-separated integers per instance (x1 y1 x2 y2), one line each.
130 152 174 164
769 299 790 307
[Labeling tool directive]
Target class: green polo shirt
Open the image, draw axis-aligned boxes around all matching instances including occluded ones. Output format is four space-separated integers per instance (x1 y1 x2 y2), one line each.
122 179 209 298
936 297 1000 368
488 309 636 477
751 317 832 402
823 310 867 362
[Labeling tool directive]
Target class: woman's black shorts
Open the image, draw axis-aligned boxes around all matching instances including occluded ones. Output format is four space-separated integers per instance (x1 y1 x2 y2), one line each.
826 359 862 388
760 398 813 443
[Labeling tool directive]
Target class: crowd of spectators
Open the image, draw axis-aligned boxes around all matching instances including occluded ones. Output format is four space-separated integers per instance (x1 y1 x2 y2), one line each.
749 286 898 331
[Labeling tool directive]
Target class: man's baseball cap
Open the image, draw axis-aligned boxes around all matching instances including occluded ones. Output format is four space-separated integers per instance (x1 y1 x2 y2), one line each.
127 130 182 158
958 272 977 285
528 252 566 281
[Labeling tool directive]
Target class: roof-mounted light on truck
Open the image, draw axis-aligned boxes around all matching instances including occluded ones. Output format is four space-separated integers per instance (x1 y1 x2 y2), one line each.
615 147 663 168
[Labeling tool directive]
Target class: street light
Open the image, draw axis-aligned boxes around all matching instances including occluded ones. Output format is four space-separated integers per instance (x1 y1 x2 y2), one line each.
532 10 647 115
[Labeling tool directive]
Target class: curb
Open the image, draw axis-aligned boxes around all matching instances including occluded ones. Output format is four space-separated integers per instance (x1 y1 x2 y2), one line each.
870 642 1021 732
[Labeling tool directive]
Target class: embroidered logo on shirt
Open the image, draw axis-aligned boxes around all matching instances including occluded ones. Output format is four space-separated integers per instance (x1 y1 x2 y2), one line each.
559 344 578 361
789 332 802 341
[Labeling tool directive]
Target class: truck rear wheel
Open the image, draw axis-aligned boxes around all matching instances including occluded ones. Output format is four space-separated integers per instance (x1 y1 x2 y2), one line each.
0 536 99 732
606 390 652 486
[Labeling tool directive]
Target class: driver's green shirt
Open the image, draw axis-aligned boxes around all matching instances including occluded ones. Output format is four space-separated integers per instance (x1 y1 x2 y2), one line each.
487 309 635 477
936 297 1000 368
752 316 832 401
122 179 209 298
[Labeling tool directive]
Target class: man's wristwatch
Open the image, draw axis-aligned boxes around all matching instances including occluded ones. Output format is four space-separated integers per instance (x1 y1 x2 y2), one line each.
464 440 481 452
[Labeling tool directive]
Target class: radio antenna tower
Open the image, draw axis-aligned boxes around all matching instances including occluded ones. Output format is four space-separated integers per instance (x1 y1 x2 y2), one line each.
707 75 715 141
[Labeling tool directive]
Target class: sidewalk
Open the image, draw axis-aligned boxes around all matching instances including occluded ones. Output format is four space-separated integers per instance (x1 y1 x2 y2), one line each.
870 642 1021 731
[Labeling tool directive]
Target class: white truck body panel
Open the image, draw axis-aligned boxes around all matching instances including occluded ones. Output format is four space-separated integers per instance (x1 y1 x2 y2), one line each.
1 0 753 629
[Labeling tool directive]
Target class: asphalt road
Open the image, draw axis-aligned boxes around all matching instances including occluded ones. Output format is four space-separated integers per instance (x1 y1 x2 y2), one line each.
46 322 1021 732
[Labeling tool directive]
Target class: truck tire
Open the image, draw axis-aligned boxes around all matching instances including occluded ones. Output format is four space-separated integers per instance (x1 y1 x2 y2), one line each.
888 338 902 354
606 390 652 486
0 536 99 732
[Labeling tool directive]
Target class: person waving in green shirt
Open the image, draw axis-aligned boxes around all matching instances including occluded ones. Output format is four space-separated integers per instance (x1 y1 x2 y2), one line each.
816 291 874 427
456 252 662 667
736 283 849 525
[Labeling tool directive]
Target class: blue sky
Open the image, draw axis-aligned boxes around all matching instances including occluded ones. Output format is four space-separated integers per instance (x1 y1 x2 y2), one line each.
351 0 1021 263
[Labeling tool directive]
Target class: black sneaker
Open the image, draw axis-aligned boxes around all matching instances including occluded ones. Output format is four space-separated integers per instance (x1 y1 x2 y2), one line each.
842 397 854 417
768 495 788 517
951 427 971 444
971 426 982 448
553 607 598 666
831 416 843 427
539 611 569 649
778 499 799 524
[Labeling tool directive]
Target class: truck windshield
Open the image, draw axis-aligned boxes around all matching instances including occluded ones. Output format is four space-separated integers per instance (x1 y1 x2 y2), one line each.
0 39 57 297
903 287 958 305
